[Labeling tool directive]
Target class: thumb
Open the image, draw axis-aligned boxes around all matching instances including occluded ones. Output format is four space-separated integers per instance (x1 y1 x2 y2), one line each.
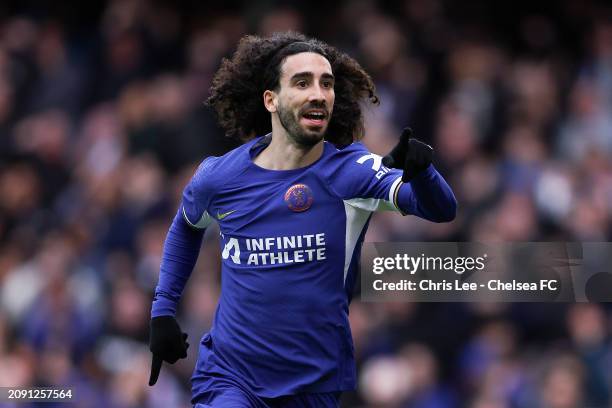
183 332 190 351
400 127 413 144
383 128 413 168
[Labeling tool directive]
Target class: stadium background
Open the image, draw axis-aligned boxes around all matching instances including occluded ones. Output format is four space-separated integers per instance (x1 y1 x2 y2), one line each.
0 0 611 406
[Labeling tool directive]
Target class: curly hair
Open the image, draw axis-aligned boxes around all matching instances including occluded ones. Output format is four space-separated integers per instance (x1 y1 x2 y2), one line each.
206 31 379 148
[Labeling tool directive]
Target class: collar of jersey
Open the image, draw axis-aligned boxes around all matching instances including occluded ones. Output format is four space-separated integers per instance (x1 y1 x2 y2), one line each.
247 133 329 177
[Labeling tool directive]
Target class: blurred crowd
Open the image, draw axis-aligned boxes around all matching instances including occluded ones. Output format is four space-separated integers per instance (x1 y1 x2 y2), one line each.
0 0 611 407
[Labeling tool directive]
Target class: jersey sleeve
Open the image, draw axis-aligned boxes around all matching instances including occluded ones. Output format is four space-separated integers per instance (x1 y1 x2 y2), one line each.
151 157 218 317
326 143 457 221
181 157 217 229
395 164 457 222
326 143 404 212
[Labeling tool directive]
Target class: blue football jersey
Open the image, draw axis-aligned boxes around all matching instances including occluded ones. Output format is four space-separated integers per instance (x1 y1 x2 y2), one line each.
156 134 455 398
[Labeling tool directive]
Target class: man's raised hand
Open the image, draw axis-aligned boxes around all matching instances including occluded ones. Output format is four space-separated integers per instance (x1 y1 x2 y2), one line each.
382 127 433 182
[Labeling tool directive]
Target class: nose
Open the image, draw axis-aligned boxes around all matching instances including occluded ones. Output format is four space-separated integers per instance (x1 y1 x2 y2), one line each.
308 84 326 103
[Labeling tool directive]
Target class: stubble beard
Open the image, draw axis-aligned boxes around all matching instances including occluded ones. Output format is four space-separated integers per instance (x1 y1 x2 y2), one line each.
277 103 328 148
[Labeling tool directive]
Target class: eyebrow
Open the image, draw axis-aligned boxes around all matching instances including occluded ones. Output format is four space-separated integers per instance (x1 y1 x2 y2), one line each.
289 72 335 82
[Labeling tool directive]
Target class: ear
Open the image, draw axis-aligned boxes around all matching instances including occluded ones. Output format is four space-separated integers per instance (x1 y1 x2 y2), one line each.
263 90 277 113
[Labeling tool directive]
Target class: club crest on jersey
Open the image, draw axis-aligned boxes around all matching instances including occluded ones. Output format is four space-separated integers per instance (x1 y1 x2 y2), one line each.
284 184 314 212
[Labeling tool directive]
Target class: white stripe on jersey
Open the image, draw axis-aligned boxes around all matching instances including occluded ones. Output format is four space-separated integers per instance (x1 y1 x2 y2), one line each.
342 202 371 285
388 176 403 213
182 206 213 229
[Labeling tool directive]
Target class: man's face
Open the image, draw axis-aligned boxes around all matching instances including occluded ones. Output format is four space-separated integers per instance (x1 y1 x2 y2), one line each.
274 52 335 147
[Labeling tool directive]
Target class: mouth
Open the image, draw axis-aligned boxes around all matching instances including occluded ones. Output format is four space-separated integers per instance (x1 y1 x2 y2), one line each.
300 109 328 128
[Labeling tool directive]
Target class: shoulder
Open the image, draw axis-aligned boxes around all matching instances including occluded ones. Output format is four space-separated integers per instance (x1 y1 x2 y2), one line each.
323 141 382 163
319 141 385 174
188 156 219 194
202 138 256 173
190 139 257 191
324 140 370 156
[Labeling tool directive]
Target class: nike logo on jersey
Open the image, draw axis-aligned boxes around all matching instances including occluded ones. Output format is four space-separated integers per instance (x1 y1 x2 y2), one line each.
217 210 237 220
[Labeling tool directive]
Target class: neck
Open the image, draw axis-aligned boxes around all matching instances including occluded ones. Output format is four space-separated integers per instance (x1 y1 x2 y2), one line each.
254 126 324 170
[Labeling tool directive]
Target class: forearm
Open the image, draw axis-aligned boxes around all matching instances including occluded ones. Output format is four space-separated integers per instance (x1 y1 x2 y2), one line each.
396 164 457 222
151 209 205 317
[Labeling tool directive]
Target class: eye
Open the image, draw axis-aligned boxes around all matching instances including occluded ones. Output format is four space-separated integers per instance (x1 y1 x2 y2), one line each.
296 80 308 88
322 81 333 88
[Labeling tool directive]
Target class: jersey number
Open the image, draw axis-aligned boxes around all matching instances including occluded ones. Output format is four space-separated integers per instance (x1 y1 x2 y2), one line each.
356 153 390 179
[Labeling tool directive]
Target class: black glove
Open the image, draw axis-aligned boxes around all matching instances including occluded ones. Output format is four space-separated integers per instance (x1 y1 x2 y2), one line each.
382 127 433 182
148 316 189 386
